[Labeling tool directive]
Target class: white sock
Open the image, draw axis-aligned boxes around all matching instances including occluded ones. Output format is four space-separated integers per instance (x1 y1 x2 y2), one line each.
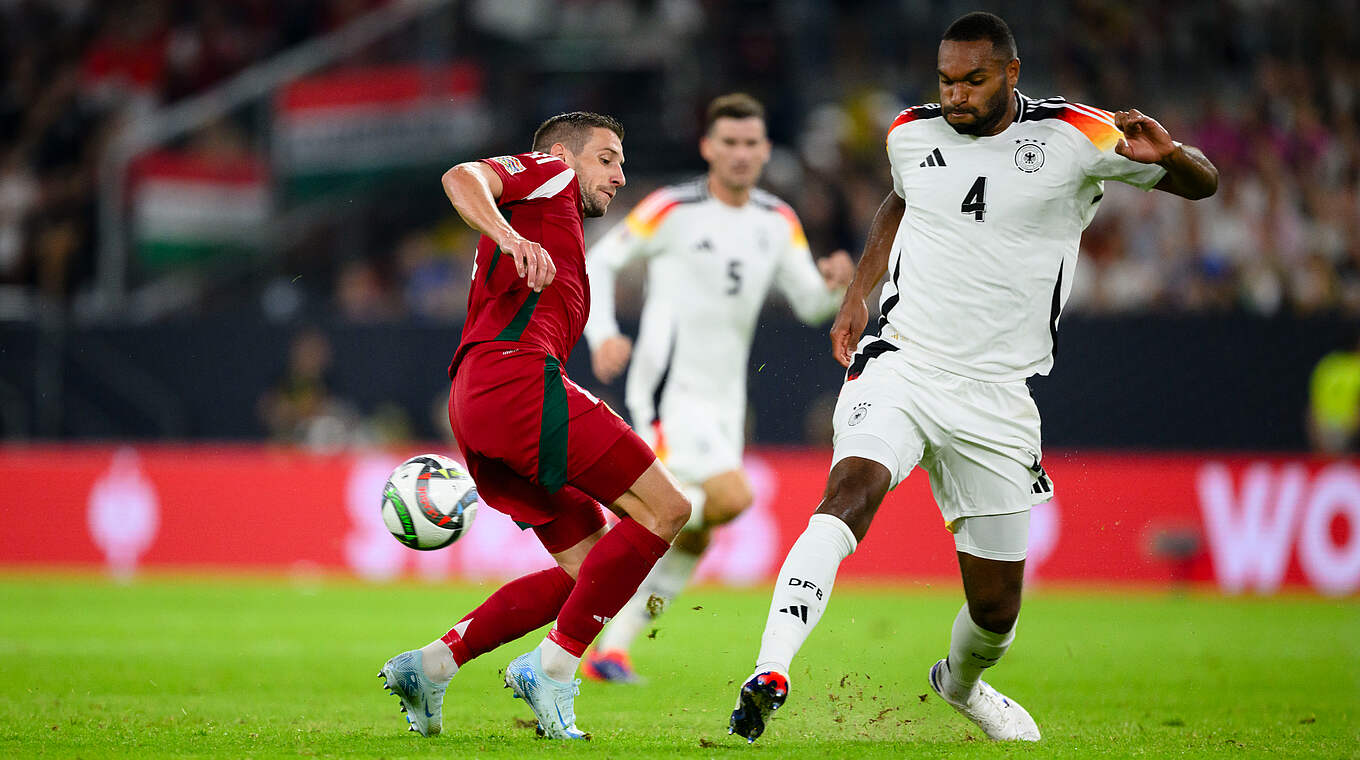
538 636 580 683
754 514 857 674
419 639 458 684
595 544 702 653
942 603 1015 702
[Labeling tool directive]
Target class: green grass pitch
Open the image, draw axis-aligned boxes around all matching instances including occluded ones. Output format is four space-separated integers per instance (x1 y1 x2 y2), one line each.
1 573 1355 758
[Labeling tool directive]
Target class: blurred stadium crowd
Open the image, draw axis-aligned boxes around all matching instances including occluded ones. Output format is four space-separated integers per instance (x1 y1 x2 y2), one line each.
0 0 390 306
1 0 1357 321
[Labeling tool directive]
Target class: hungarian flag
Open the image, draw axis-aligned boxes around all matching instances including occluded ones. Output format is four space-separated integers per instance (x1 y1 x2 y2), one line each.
131 150 271 270
273 63 486 175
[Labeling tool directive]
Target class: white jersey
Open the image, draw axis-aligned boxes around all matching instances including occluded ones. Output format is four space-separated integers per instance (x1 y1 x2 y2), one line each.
880 90 1166 381
585 177 842 431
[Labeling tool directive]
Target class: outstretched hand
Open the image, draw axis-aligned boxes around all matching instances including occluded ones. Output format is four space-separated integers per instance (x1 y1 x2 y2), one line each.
818 250 855 290
1112 109 1178 165
829 297 868 368
591 334 632 383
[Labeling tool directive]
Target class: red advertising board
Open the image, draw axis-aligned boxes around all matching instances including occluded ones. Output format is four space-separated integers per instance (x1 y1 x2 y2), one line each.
0 445 1355 595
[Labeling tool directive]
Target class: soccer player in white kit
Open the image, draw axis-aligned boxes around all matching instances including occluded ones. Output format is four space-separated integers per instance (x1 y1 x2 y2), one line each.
729 12 1218 743
582 93 854 683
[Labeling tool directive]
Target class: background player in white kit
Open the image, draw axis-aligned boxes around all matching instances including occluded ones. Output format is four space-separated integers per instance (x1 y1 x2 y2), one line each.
582 93 854 683
728 11 1219 743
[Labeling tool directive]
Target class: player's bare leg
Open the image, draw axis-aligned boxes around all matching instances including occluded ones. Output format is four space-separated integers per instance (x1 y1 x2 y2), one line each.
506 460 688 738
382 525 603 737
603 458 692 541
730 457 889 742
928 540 1040 741
414 527 604 679
588 469 753 683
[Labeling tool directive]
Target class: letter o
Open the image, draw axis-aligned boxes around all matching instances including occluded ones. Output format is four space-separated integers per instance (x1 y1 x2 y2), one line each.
1298 464 1360 596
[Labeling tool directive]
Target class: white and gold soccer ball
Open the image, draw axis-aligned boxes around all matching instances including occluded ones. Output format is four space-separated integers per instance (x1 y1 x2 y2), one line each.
380 454 478 550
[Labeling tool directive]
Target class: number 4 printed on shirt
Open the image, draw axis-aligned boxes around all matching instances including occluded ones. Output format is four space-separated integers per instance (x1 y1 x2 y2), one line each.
961 176 987 222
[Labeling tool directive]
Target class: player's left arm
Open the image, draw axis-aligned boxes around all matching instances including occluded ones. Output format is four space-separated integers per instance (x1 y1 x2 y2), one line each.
772 206 852 325
1113 109 1218 200
777 246 853 325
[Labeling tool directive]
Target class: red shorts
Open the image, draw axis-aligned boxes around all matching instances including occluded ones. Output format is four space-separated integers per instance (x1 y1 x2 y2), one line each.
449 342 656 553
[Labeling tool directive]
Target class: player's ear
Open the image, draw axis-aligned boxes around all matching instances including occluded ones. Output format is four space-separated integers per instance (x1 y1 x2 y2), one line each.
698 134 714 163
548 143 570 161
1006 58 1020 87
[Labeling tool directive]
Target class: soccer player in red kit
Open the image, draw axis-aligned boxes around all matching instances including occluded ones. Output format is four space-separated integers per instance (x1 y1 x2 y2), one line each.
380 112 690 740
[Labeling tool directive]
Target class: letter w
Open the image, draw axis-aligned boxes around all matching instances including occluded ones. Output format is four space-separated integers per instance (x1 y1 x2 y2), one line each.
1196 462 1305 593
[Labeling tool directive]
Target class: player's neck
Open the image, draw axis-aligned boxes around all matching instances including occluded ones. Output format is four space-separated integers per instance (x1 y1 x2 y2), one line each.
977 90 1020 137
707 174 752 207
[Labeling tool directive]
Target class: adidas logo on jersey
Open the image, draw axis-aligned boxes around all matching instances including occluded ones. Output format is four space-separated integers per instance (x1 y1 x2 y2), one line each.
779 605 809 623
919 148 947 167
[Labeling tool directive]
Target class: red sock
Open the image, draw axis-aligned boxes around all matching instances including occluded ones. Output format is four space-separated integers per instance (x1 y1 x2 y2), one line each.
441 566 574 666
548 517 670 656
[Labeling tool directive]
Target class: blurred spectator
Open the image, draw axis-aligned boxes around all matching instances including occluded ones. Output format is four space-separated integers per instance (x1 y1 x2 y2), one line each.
257 327 361 449
79 0 168 116
335 258 403 322
0 0 1357 322
164 3 261 102
362 401 414 446
1307 331 1360 454
31 217 86 300
428 388 457 446
0 151 38 281
397 229 469 322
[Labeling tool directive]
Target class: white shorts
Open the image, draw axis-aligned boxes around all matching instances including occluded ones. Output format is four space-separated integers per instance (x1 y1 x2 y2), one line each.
952 510 1031 561
636 395 743 485
830 339 1054 531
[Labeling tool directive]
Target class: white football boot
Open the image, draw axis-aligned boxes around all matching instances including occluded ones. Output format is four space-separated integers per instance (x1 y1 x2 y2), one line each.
929 658 1041 741
504 648 589 740
378 649 447 737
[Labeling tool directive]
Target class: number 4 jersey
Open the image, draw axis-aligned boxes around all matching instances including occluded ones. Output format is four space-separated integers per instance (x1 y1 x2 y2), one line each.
881 90 1165 381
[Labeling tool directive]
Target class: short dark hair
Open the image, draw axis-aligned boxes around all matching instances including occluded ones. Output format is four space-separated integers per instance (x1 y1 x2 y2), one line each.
943 11 1017 61
531 112 624 153
705 93 765 133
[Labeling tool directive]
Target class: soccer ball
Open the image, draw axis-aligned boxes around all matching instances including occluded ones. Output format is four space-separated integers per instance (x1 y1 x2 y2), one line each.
380 454 478 550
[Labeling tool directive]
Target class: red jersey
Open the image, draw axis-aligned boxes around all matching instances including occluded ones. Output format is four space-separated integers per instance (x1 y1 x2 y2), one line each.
449 151 590 377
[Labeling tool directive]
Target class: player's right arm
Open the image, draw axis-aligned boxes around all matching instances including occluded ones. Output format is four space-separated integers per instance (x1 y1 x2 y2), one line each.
829 192 905 368
441 161 556 291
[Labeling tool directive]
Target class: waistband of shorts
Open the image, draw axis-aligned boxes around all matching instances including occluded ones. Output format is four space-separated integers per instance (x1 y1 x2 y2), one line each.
877 335 1030 386
462 341 557 363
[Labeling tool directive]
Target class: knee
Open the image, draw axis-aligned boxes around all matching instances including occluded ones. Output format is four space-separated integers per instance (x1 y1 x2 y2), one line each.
704 485 754 526
653 489 690 540
673 526 710 555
